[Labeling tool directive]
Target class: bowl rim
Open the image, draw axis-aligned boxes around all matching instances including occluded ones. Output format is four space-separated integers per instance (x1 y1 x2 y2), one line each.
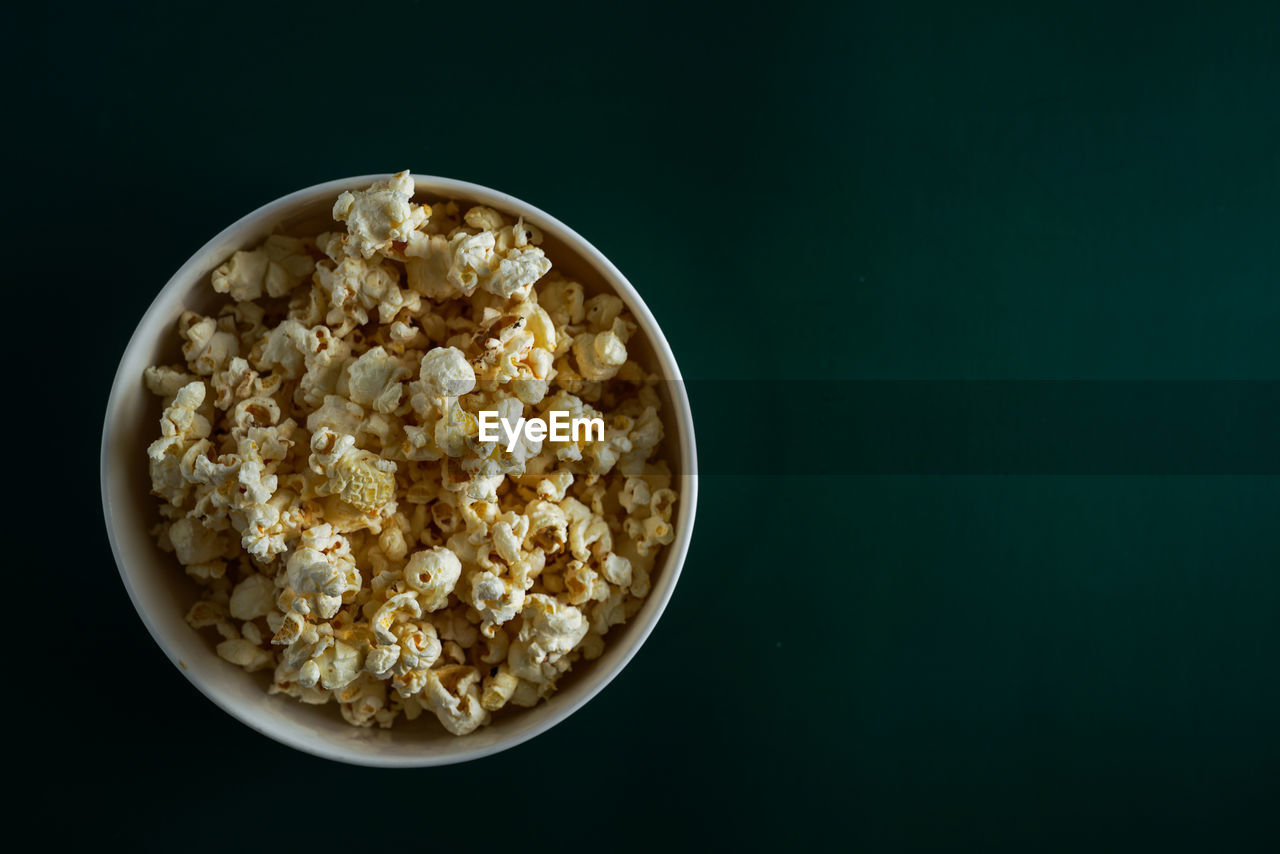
100 173 698 767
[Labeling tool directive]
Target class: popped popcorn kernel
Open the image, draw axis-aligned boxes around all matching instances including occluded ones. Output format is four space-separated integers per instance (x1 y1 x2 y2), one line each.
212 234 315 301
331 170 429 259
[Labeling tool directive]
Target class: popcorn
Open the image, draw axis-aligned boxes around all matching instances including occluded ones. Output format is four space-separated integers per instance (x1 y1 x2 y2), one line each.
283 524 362 620
337 674 388 727
216 638 273 672
417 346 475 400
589 587 628 635
421 665 490 735
619 476 651 514
186 600 228 629
210 357 281 410
313 255 409 335
518 594 589 665
425 212 552 302
487 247 551 300
481 664 519 711
341 346 409 413
146 173 680 735
463 205 506 232
147 381 211 506
365 644 400 677
467 570 525 636
308 428 398 522
446 231 495 296
384 620 443 698
403 546 462 611
331 171 428 259
306 395 365 438
313 640 362 690
563 562 609 605
212 234 315 301
253 319 310 379
404 235 458 300
527 499 568 553
228 573 276 620
144 365 197 401
167 516 229 566
179 313 239 376
572 325 629 381
372 592 421 644
600 553 632 588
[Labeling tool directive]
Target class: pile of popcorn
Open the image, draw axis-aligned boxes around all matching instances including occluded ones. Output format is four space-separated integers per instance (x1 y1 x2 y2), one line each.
145 172 678 734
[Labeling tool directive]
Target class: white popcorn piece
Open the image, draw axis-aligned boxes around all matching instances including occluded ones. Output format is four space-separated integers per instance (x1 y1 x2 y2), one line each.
241 621 264 645
463 205 506 232
144 365 197 402
433 404 479 459
210 357 281 411
216 638 274 672
386 621 444 699
272 610 305 645
167 517 228 566
467 570 525 637
309 428 398 520
442 217 551 302
284 524 362 620
619 476 652 514
186 600 228 629
306 395 365 438
417 346 475 400
253 319 310 379
579 631 606 660
331 170 428 259
538 276 585 327
270 659 334 705
478 626 510 664
507 676 547 708
601 553 632 588
572 323 630 382
446 231 495 296
480 664 519 711
372 592 422 644
314 640 362 690
403 547 462 612
341 345 409 414
562 496 613 563
337 674 388 727
212 234 315 301
179 313 239 377
365 644 400 677
518 594 589 665
527 499 568 553
422 665 490 735
563 562 608 606
404 234 461 300
590 586 628 635
228 573 276 620
536 472 575 502
314 255 410 335
486 247 551 301
147 381 211 506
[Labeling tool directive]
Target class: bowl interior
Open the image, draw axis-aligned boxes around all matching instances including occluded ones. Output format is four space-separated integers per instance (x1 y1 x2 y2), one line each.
101 176 696 765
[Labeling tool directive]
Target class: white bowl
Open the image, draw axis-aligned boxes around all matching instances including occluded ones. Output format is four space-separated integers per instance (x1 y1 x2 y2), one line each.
100 174 698 767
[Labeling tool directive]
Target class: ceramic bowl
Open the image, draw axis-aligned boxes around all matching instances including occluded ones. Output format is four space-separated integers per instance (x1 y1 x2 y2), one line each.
100 174 697 766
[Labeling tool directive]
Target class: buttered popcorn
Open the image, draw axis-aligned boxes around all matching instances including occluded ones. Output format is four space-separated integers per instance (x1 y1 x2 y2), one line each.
145 172 679 734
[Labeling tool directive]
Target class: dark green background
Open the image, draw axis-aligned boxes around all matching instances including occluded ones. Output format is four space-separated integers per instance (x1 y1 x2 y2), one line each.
16 0 1279 849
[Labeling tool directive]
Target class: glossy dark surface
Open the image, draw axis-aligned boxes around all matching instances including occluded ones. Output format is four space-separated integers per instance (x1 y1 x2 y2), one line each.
19 0 1279 849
